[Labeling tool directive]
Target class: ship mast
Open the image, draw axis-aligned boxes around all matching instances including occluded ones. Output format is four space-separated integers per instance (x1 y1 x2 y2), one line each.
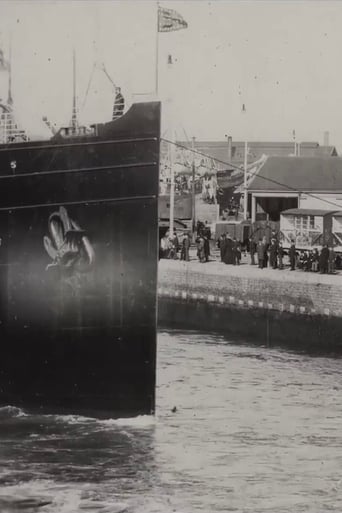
7 37 13 107
70 49 78 130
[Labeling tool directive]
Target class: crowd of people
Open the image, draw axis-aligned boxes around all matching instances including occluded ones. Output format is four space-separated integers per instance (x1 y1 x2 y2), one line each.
160 224 341 274
217 233 242 265
160 230 191 261
221 233 339 274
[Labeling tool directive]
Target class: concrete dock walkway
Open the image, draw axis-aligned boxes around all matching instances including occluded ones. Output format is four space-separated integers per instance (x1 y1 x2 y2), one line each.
159 254 342 288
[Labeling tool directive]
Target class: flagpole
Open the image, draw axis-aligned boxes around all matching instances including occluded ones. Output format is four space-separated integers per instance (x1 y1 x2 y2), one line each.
243 140 248 221
169 139 175 237
155 2 159 97
191 136 196 239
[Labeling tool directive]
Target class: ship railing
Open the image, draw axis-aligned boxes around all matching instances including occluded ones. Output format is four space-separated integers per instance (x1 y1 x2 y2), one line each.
0 112 28 143
58 125 97 138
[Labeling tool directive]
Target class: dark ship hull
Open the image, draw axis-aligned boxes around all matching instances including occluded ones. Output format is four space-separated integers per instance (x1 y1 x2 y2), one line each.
0 102 160 418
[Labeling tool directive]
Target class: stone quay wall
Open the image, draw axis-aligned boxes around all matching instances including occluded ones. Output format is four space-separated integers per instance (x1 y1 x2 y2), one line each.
157 260 342 351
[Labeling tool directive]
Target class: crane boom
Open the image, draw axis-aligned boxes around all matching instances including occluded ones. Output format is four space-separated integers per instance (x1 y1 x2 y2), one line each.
42 116 57 135
100 62 116 90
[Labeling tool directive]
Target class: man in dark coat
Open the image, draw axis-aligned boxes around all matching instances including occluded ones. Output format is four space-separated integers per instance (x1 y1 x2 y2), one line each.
257 239 264 269
196 220 205 238
328 246 336 274
224 235 234 264
319 244 329 274
269 238 278 269
204 235 210 262
181 233 190 261
261 237 269 268
289 241 296 271
278 242 284 270
204 221 211 240
249 237 256 265
218 233 227 262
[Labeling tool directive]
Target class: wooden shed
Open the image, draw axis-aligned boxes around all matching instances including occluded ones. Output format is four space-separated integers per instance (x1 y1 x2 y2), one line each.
280 208 336 249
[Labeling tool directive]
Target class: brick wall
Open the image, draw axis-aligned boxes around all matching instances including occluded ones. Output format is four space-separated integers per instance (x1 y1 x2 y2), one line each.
158 263 342 318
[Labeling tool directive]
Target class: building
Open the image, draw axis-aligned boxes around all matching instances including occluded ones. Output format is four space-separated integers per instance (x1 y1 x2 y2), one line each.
247 156 342 222
177 140 338 171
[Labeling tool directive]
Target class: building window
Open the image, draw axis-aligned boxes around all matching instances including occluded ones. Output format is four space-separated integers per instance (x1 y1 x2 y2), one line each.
294 215 315 232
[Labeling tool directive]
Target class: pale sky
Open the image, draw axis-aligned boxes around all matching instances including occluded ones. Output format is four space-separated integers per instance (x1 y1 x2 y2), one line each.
1 0 342 149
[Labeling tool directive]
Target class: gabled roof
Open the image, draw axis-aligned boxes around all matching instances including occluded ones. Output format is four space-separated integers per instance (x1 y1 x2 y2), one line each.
177 141 338 170
281 208 337 216
248 156 342 193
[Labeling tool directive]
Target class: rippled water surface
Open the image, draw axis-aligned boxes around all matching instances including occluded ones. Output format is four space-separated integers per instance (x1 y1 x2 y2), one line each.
1 331 342 512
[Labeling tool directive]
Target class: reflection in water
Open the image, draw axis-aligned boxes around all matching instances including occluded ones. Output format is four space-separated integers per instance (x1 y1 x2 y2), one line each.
0 330 342 512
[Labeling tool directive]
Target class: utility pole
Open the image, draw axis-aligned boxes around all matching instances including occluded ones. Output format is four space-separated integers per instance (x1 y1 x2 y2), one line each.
169 140 175 236
155 2 160 97
242 103 248 220
191 136 196 238
243 140 248 221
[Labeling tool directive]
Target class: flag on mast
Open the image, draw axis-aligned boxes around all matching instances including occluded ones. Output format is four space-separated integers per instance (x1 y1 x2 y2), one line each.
158 6 188 32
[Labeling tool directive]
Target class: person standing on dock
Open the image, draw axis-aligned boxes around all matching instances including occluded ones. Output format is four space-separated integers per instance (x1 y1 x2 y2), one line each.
112 87 125 120
249 237 256 265
328 246 336 274
224 235 234 264
262 236 269 268
180 233 190 261
319 244 329 274
278 242 284 270
269 239 278 269
257 239 264 269
204 234 210 262
196 235 206 263
218 233 227 262
289 241 296 271
312 248 319 272
204 221 211 240
232 238 241 265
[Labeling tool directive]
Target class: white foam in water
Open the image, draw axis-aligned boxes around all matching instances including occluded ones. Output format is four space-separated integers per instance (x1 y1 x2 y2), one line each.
127 496 190 513
51 414 97 424
0 480 55 511
0 405 27 417
46 413 156 429
47 487 129 513
99 415 156 428
0 481 130 513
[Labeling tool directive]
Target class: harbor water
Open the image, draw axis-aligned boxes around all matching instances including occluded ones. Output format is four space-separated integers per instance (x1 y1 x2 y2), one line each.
1 330 342 513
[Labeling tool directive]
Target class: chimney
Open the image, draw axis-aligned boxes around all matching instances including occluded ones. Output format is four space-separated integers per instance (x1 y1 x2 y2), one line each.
227 136 232 162
324 131 330 147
